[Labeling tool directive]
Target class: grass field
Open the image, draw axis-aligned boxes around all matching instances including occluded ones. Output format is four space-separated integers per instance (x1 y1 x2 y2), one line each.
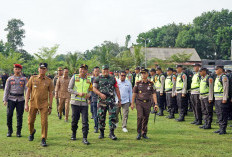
0 90 232 157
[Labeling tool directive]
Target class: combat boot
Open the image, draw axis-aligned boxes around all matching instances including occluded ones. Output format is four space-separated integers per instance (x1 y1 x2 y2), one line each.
109 129 117 140
204 124 211 129
195 120 202 125
218 128 227 135
157 110 164 116
214 129 221 133
199 124 206 129
142 133 149 139
176 115 185 122
99 129 104 139
71 131 76 140
190 119 198 124
136 133 141 140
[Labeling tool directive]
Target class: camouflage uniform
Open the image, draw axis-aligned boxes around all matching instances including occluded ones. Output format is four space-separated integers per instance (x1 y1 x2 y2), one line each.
93 75 117 130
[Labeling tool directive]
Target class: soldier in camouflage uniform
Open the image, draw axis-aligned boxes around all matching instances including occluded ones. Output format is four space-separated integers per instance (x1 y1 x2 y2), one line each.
93 65 121 140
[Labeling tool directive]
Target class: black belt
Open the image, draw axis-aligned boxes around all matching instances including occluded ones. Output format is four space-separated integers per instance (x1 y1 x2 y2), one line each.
137 99 150 103
10 93 23 96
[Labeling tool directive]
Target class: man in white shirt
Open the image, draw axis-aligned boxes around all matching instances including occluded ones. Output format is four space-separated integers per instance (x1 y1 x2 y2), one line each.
116 71 133 132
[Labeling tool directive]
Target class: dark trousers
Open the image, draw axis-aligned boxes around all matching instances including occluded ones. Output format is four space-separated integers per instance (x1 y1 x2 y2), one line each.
7 100 25 132
228 101 232 120
156 91 165 111
215 100 229 130
177 93 188 118
200 98 213 125
136 101 151 134
190 94 202 122
166 93 175 115
71 105 89 138
91 102 98 129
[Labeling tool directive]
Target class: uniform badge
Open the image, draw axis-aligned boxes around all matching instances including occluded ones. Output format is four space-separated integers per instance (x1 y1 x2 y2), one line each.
139 91 142 93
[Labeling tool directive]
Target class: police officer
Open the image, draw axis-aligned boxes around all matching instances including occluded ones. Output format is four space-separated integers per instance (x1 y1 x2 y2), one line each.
165 68 176 119
3 64 27 137
150 68 157 114
125 68 133 83
190 63 202 125
68 64 92 145
199 68 214 129
25 63 54 147
175 65 187 122
155 67 165 116
213 66 229 135
131 68 158 140
133 67 141 87
53 67 64 116
93 65 121 140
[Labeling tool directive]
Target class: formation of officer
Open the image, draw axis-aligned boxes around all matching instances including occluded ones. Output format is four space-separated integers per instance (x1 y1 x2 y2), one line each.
68 64 92 145
55 67 71 122
25 63 54 147
3 64 27 137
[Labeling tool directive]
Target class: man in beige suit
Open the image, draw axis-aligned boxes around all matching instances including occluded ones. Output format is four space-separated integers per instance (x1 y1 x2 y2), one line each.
55 68 71 122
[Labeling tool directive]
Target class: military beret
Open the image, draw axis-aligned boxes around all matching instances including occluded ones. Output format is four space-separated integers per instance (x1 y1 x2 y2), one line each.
199 67 207 71
14 64 22 69
39 63 48 69
166 68 173 71
141 68 149 73
102 65 109 70
80 64 88 70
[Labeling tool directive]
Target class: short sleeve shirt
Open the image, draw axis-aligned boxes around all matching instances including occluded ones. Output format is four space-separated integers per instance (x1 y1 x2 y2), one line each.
133 80 155 100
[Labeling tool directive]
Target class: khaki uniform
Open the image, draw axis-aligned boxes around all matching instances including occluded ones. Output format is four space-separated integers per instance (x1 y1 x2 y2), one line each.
133 80 155 134
53 75 62 113
27 75 54 139
55 76 71 120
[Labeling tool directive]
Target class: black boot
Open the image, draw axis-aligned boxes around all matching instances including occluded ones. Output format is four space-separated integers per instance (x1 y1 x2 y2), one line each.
195 120 202 125
214 129 221 133
190 119 198 124
142 133 149 139
71 131 76 140
199 125 206 129
16 129 22 137
99 129 104 139
176 115 185 122
204 124 212 129
7 127 13 137
157 110 164 116
167 113 175 119
82 138 90 145
109 129 117 140
28 129 36 141
136 133 141 140
41 138 47 147
218 128 226 135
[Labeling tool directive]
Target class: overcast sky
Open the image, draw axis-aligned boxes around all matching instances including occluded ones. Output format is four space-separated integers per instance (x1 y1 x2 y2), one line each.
0 0 231 55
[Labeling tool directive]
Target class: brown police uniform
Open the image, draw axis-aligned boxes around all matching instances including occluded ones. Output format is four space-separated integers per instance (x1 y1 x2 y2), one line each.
55 76 71 120
27 75 54 139
133 80 155 134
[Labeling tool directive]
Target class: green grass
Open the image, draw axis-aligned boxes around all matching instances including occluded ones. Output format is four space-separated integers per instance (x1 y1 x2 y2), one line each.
0 90 231 157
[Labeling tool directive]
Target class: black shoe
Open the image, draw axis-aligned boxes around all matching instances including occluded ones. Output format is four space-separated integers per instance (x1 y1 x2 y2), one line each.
71 132 76 140
219 130 226 135
204 125 211 129
190 120 197 124
214 129 221 133
59 115 62 120
99 130 104 139
82 138 90 145
166 115 175 119
142 134 149 139
199 125 205 129
195 121 202 125
7 130 13 137
41 138 47 147
176 117 185 122
28 129 36 141
136 133 141 140
94 128 98 133
109 130 117 140
16 131 22 137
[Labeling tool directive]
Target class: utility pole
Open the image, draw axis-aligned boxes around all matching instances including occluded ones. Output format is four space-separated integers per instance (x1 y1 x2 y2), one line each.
141 38 147 68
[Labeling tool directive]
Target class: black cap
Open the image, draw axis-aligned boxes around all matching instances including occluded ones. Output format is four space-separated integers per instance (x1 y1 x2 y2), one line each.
141 68 149 73
215 65 224 70
150 68 156 72
176 65 182 68
166 68 173 71
80 64 88 69
135 66 140 70
199 67 207 71
39 63 48 69
156 67 162 71
193 63 201 67
125 68 130 71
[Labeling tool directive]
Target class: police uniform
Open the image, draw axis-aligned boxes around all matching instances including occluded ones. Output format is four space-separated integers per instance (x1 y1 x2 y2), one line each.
165 68 176 119
190 69 202 125
55 75 71 121
27 63 54 146
213 66 229 135
133 68 156 139
175 66 188 121
156 71 166 116
68 64 92 144
199 68 214 129
3 64 27 137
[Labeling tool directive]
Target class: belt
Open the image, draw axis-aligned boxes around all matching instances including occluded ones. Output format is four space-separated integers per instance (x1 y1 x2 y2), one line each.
10 93 23 96
137 99 150 103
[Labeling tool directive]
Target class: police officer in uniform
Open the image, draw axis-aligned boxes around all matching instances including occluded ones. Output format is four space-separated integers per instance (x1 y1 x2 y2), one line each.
131 68 158 140
133 67 141 87
68 64 92 145
93 65 121 140
3 64 27 137
175 65 187 122
155 67 166 116
190 63 202 125
53 67 64 116
213 66 229 135
165 68 176 119
125 68 133 83
198 68 214 129
25 63 54 147
149 68 157 114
